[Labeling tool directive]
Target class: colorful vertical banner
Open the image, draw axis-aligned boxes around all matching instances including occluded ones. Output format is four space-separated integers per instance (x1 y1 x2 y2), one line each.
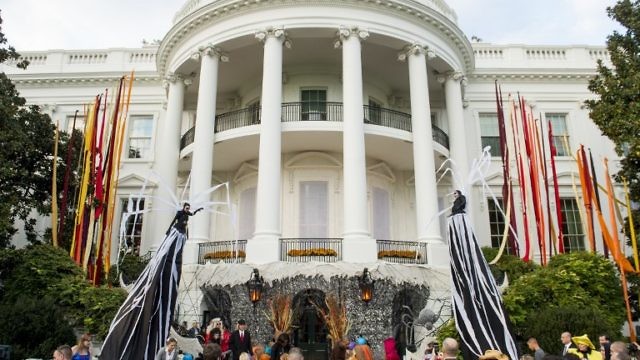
68 75 134 285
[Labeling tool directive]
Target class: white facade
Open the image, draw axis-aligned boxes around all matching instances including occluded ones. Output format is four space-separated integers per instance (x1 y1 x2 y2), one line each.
1 0 622 268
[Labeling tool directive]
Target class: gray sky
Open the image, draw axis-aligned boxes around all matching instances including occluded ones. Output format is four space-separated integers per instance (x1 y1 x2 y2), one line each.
1 0 624 51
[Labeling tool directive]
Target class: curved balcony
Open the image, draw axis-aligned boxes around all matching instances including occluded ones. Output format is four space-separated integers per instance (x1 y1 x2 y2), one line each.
180 102 449 150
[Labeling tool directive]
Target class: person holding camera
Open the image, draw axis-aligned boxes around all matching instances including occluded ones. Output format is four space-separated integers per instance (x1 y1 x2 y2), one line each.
425 338 459 360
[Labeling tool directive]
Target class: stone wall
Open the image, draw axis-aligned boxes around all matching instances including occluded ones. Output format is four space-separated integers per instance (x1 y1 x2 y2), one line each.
202 273 434 359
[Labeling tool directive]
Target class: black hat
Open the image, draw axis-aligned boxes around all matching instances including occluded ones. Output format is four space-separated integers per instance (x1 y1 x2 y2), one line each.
237 319 246 325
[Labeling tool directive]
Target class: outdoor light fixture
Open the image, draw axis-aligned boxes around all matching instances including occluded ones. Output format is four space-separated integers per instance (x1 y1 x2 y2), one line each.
358 267 374 303
246 268 264 305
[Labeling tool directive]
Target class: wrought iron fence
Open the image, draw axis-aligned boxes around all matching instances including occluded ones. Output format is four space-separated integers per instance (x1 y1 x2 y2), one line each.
376 240 428 264
198 240 247 265
280 238 342 263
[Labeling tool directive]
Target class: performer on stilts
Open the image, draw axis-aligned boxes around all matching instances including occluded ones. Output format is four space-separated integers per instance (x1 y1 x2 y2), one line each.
447 190 519 360
100 202 203 360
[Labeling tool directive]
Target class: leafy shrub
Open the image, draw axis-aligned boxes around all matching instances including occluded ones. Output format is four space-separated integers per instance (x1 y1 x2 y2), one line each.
107 253 149 286
503 252 625 350
0 244 128 353
520 302 621 355
481 247 538 284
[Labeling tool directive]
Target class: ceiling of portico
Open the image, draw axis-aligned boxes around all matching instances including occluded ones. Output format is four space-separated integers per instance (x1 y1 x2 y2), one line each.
177 29 450 105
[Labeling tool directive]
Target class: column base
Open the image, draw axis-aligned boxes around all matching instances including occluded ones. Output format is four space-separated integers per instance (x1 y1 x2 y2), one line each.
246 233 280 264
342 234 377 263
183 237 207 265
426 241 450 268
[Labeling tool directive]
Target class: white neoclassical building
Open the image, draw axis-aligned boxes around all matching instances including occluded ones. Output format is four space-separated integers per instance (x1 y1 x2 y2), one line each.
2 0 624 356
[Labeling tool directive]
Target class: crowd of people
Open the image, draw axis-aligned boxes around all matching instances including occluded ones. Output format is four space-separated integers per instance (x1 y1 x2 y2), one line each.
173 317 381 360
51 327 640 360
420 332 638 360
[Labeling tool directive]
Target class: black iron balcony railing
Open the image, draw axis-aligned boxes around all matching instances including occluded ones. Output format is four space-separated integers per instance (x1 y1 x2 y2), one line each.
363 105 412 131
179 102 450 149
198 240 247 265
432 125 449 149
376 239 428 264
215 106 261 133
280 238 342 263
180 126 195 149
282 102 343 122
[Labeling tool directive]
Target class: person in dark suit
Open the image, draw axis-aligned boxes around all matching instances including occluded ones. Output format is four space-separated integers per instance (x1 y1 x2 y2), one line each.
560 331 577 356
229 319 253 360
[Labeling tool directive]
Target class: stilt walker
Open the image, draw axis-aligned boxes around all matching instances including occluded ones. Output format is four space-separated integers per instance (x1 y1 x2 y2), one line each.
447 190 519 360
100 203 203 360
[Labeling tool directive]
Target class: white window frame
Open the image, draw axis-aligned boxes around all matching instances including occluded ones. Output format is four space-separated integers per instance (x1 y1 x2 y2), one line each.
478 112 502 157
545 112 571 157
125 114 156 161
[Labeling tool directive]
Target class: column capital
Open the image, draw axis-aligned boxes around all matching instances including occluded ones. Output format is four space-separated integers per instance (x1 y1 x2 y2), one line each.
397 43 436 62
334 26 369 48
436 70 466 84
162 73 193 89
191 45 229 62
255 27 292 48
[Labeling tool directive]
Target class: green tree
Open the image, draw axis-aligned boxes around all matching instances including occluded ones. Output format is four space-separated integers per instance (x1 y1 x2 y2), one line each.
586 0 640 243
585 0 640 324
0 11 82 248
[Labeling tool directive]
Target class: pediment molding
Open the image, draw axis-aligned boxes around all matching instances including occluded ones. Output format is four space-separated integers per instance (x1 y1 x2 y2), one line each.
233 162 259 183
367 162 396 183
285 151 342 169
118 173 158 188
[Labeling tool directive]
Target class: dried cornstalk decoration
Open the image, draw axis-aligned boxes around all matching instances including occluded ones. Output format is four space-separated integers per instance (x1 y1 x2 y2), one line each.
312 293 349 342
264 294 293 337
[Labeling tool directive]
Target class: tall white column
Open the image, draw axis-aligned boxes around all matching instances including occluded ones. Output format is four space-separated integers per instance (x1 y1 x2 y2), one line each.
401 44 448 267
443 72 469 190
246 28 285 264
185 46 225 264
152 74 189 250
338 26 376 263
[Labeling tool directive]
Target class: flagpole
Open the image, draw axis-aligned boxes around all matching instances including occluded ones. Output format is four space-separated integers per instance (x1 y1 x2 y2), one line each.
52 122 60 247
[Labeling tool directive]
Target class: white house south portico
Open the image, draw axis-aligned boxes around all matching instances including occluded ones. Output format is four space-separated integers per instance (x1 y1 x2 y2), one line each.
153 0 472 265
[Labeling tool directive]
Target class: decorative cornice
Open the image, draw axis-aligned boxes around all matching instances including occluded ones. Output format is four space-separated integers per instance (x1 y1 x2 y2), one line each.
11 75 162 87
468 72 596 82
397 43 436 62
157 0 474 74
